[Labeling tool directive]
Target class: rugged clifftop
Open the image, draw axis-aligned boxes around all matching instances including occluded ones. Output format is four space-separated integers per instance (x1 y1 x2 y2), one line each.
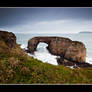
28 36 86 66
0 30 16 48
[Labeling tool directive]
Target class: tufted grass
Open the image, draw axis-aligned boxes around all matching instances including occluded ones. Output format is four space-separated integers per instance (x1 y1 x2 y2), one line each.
0 41 92 84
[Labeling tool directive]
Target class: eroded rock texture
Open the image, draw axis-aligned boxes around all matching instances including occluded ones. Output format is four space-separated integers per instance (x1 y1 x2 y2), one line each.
28 36 86 65
0 30 16 48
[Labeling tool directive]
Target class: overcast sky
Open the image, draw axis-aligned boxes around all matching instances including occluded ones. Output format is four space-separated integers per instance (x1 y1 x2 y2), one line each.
0 7 92 34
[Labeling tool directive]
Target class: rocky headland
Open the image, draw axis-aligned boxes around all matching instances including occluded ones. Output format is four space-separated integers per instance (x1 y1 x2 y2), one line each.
1 30 92 84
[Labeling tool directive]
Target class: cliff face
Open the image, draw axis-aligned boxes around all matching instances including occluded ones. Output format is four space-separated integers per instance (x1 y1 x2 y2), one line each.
28 36 86 64
0 30 16 48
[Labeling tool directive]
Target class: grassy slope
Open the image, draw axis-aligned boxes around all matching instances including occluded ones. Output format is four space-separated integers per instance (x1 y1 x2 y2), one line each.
0 40 92 84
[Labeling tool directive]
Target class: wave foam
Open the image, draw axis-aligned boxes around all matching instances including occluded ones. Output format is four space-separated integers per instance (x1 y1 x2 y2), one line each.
20 44 27 50
20 44 26 49
86 57 92 64
20 44 92 66
28 43 58 65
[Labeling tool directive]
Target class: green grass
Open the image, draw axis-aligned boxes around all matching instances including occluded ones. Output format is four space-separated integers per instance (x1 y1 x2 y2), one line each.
0 40 92 84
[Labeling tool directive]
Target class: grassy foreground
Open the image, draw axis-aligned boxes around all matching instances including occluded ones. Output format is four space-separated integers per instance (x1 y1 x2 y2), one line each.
0 40 92 84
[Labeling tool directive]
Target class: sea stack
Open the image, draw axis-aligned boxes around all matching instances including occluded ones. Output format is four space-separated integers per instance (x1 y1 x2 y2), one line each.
28 36 86 66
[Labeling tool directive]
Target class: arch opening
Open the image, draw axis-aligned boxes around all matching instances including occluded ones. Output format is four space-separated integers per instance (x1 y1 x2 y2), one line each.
36 42 48 52
32 42 58 65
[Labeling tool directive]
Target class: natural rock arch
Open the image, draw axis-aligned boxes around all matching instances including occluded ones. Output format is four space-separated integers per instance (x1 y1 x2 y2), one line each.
28 36 72 54
28 36 86 63
28 37 52 53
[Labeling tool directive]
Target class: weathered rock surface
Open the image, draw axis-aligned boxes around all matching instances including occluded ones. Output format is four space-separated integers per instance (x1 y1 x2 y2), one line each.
0 30 16 48
57 58 92 68
28 37 72 54
64 41 86 63
28 36 86 66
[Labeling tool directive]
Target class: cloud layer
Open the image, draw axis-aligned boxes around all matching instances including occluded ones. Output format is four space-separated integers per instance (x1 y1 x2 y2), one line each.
2 19 92 34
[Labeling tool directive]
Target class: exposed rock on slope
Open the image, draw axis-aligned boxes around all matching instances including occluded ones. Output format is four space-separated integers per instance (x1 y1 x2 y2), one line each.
0 30 16 48
28 36 86 65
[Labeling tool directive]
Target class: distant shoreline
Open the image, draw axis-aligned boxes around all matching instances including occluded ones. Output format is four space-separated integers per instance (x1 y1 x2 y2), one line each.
79 31 92 34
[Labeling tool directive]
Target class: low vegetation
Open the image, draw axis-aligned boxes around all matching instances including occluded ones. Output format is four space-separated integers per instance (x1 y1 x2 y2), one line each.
0 40 92 84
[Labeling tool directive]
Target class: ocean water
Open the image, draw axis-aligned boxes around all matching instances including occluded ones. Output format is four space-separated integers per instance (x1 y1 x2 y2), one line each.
15 33 92 65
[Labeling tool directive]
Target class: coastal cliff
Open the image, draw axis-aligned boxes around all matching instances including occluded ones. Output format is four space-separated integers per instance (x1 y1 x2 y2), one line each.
1 30 92 84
